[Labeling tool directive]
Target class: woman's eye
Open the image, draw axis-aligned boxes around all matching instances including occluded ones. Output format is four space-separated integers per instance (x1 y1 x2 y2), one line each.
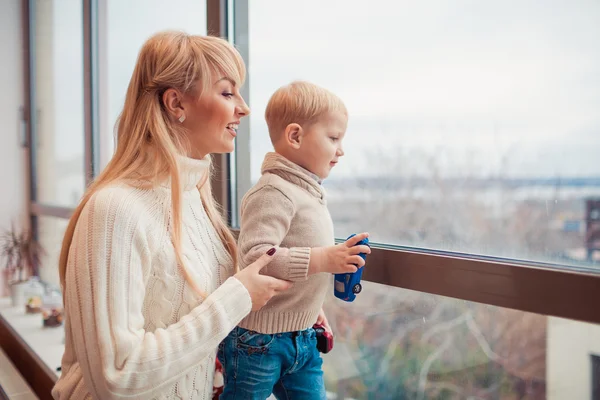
222 92 234 98
330 137 339 142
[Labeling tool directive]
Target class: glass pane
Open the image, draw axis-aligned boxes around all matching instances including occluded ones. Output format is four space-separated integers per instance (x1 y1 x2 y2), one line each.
101 0 207 168
323 281 600 399
37 216 68 289
246 1 600 270
33 0 86 207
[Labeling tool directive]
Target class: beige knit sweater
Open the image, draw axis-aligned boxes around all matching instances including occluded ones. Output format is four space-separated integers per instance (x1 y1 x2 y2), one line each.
237 152 334 334
52 156 252 400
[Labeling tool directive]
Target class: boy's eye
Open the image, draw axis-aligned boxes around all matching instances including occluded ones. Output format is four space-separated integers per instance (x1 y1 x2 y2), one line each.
330 137 339 142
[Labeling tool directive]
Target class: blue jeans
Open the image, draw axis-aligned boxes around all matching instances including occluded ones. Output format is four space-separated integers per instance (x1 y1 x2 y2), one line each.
217 326 326 400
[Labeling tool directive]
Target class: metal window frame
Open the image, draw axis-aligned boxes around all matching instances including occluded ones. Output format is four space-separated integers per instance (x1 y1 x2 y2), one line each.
83 0 100 186
22 0 35 238
207 0 234 226
362 245 600 324
207 0 251 228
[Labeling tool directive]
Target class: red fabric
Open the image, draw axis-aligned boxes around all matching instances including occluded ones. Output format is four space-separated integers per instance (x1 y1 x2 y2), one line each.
212 358 224 400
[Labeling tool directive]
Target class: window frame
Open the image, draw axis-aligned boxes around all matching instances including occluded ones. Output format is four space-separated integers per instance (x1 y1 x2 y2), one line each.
21 0 600 327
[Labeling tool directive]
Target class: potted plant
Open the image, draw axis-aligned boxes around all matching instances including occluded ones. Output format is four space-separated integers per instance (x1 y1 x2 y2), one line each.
1 223 20 298
0 223 45 307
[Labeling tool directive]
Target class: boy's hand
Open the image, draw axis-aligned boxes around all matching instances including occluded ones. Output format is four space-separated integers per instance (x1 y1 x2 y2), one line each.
309 232 371 275
316 308 332 334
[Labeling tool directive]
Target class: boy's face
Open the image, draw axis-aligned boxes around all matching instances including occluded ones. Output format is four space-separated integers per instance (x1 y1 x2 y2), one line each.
298 111 347 179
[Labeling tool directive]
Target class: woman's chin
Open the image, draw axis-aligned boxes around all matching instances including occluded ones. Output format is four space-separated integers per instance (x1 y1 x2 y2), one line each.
212 142 235 155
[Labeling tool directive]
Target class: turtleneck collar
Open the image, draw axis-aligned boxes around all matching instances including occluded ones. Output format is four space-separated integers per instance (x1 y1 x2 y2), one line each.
261 152 325 200
165 154 210 191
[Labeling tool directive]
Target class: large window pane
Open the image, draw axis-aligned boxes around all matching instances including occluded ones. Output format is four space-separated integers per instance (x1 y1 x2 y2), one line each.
100 0 207 168
34 0 85 207
323 282 599 399
245 1 600 269
37 216 68 290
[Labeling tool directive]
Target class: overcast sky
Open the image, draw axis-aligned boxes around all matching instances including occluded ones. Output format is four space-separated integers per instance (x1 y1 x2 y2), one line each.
247 0 600 179
47 0 600 180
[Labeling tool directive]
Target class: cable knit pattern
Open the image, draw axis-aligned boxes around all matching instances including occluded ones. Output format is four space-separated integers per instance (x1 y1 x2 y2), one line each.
52 156 252 400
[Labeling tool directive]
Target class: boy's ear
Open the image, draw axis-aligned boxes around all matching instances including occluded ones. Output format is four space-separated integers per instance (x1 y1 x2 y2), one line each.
284 123 304 149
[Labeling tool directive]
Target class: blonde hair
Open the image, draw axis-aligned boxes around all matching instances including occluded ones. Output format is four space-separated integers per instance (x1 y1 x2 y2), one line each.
265 80 347 143
59 31 245 297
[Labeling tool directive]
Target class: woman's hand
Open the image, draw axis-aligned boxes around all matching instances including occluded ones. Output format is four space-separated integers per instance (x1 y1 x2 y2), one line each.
234 248 292 311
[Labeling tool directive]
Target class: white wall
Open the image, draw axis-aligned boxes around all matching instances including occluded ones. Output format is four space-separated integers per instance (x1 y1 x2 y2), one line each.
547 317 600 399
0 0 26 295
101 0 207 168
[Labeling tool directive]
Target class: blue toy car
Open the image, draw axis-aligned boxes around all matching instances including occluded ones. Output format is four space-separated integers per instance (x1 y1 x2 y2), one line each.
334 234 370 302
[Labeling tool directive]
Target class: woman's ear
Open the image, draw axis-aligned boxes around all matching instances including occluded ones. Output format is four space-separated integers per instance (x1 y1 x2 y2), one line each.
162 88 185 122
284 123 304 149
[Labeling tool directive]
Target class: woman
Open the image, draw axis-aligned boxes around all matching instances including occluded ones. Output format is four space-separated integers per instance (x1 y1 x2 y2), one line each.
52 31 291 400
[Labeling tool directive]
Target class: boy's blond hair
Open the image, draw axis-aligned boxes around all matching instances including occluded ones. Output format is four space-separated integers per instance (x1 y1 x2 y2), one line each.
265 81 347 143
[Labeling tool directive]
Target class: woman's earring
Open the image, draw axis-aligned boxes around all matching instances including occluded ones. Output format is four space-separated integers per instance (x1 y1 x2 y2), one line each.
179 115 186 123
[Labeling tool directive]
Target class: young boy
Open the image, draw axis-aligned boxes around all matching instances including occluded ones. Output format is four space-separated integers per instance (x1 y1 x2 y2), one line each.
217 81 370 399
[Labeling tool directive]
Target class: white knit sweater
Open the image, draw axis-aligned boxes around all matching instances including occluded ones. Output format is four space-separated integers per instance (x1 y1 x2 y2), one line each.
52 156 252 400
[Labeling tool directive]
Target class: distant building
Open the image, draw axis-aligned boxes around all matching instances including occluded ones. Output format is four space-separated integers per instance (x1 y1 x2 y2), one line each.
586 198 600 260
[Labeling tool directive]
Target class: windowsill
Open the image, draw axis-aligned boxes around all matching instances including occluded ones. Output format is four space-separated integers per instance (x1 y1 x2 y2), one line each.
0 298 63 379
0 347 38 399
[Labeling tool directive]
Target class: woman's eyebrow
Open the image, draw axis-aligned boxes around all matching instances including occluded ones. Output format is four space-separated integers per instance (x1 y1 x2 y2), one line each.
216 77 236 87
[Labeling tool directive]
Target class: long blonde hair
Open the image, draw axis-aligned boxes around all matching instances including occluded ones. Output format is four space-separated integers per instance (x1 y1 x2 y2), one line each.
59 31 244 296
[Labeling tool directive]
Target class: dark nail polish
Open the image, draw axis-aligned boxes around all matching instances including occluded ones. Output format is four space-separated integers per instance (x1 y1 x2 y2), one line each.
267 248 276 256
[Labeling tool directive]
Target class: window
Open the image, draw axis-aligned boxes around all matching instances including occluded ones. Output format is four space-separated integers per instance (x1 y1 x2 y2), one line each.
99 0 207 169
37 216 69 289
235 4 600 396
10 2 600 398
324 282 600 399
242 0 600 270
32 0 86 208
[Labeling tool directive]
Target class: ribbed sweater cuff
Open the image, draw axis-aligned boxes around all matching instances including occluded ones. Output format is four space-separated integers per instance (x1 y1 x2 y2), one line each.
288 247 311 281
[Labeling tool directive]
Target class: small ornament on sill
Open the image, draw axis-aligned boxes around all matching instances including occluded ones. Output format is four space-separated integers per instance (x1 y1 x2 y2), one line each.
42 288 64 328
23 276 45 311
26 296 42 314
43 307 64 328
